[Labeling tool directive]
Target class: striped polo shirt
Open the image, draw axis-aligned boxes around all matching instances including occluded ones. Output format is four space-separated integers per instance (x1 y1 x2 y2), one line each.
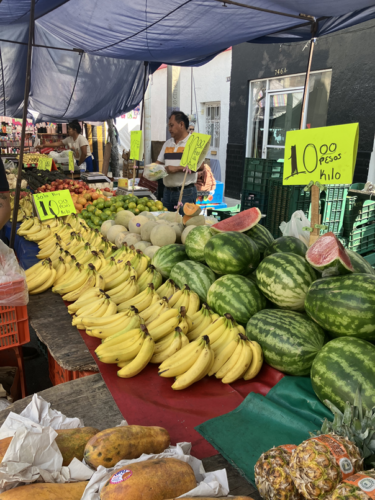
157 135 198 188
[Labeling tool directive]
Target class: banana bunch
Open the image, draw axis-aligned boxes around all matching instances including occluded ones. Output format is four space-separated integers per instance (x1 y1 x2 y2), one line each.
18 217 42 237
210 333 263 383
85 306 141 339
106 275 139 305
169 284 200 316
156 279 180 300
26 258 57 295
52 262 98 301
117 283 160 313
104 261 136 291
159 335 214 390
128 249 149 276
187 303 220 340
137 265 163 292
71 292 117 329
10 194 33 222
150 326 189 364
147 308 181 342
139 296 170 325
95 325 155 379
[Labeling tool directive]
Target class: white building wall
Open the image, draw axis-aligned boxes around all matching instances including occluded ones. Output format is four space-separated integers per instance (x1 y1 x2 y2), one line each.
150 50 232 184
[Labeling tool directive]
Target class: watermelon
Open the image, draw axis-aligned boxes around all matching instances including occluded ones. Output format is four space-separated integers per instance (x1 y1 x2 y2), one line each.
185 226 212 263
207 275 266 324
246 224 274 254
311 337 375 412
204 232 260 275
306 232 354 275
151 244 188 278
305 274 375 341
210 207 261 233
264 236 307 258
170 261 216 302
246 309 325 376
346 249 375 274
256 253 316 311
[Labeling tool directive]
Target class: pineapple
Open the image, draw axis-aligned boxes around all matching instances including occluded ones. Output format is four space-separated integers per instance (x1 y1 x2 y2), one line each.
289 434 362 500
332 469 375 500
255 445 302 500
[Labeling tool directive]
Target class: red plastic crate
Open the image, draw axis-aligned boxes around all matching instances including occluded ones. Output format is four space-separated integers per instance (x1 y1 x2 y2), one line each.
0 279 30 350
48 351 95 386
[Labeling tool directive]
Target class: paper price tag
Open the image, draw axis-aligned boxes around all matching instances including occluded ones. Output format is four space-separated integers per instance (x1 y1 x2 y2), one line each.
180 133 211 172
68 151 75 172
130 131 144 161
37 156 53 171
283 123 359 186
33 190 76 221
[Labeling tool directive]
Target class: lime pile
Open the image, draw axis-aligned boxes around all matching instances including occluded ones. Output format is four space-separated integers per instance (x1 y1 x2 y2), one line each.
79 195 167 230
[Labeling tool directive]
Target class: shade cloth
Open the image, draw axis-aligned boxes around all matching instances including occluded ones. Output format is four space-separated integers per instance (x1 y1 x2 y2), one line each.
1 0 375 121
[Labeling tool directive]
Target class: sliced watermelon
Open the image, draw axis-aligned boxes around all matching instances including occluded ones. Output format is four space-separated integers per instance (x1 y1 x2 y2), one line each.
210 207 261 233
306 232 354 275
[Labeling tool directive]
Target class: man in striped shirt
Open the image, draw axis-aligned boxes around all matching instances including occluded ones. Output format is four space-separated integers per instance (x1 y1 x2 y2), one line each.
156 111 203 213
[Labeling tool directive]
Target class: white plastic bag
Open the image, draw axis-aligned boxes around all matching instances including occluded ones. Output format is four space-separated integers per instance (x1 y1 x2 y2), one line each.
280 210 310 247
0 241 28 306
143 163 168 181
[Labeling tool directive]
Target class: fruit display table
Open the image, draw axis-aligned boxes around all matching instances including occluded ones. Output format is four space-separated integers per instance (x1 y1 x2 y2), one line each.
0 374 259 498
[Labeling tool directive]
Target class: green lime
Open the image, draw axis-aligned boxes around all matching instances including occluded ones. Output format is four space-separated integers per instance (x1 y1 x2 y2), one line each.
104 200 112 208
141 207 149 212
90 214 97 222
93 199 99 206
87 204 95 213
123 203 128 210
146 201 153 208
100 213 108 221
94 209 102 216
110 204 117 212
92 216 101 226
97 203 104 211
134 208 140 214
128 202 136 209
115 202 124 209
104 208 112 216
129 208 136 214
137 204 145 212
116 207 125 212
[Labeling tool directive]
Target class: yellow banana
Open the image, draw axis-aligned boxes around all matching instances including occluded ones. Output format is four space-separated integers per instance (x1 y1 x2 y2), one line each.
172 288 190 311
52 265 89 294
25 260 44 278
80 311 129 328
29 268 57 295
147 308 179 331
187 311 213 341
86 315 135 339
102 299 118 317
153 332 175 354
158 339 205 377
146 300 170 325
110 278 139 305
97 330 143 363
117 332 155 378
186 290 200 316
101 332 145 363
117 284 156 313
98 315 142 348
168 288 183 307
171 336 212 390
26 261 53 292
150 328 182 364
208 337 238 376
216 337 243 379
95 273 105 290
62 269 96 302
140 297 168 323
243 340 263 380
148 315 180 342
222 339 253 384
74 297 105 318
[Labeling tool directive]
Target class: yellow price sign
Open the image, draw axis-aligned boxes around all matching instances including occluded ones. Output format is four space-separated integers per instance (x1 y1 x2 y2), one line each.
68 151 75 172
130 131 144 161
33 190 76 221
283 124 359 185
180 133 211 172
37 156 53 171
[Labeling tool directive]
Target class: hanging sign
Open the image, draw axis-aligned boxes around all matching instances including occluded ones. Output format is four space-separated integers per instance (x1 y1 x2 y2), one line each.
37 156 53 171
68 151 75 172
33 190 76 221
283 124 359 185
180 133 211 172
129 131 144 161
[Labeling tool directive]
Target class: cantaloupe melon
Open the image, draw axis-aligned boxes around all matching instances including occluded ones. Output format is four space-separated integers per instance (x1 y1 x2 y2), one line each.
128 215 150 235
158 212 183 224
185 215 206 226
134 241 152 251
181 225 196 244
141 221 159 242
170 223 184 243
150 225 176 246
140 212 157 221
144 245 161 259
115 210 135 228
107 225 128 244
121 233 142 247
101 220 116 238
183 203 201 216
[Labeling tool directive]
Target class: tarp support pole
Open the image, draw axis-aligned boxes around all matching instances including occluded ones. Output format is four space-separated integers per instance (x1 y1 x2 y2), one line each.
299 38 316 130
10 0 35 249
132 62 148 193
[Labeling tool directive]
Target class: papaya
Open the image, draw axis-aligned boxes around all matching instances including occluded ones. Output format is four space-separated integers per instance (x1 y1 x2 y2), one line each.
0 481 88 499
84 425 170 469
0 427 99 466
100 458 196 500
55 426 99 466
183 203 201 217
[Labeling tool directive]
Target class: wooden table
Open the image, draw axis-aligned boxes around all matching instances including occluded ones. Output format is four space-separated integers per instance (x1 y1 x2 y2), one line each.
0 374 260 498
27 290 98 373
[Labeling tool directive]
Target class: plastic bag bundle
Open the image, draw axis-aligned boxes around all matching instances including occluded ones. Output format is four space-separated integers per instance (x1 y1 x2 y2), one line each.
143 163 169 181
0 241 28 306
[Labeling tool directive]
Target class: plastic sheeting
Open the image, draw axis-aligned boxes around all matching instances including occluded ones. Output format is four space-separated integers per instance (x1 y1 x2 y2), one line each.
1 0 375 120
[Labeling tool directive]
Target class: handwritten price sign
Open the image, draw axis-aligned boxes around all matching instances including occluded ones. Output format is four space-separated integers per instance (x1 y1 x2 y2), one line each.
130 131 143 161
283 124 359 185
37 156 53 171
33 190 76 221
68 151 75 172
180 133 211 172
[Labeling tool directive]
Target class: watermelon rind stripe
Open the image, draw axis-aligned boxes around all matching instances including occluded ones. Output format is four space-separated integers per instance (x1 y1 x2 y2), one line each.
311 337 375 411
264 236 307 258
151 244 188 278
346 249 375 275
170 260 216 302
246 224 274 254
185 226 212 263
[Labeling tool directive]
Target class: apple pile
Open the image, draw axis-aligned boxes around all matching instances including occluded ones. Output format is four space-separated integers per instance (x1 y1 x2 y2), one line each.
36 178 90 194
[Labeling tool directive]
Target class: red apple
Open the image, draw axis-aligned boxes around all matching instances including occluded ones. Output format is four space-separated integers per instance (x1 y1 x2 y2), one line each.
74 188 80 194
50 187 56 191
57 185 64 190
78 188 83 194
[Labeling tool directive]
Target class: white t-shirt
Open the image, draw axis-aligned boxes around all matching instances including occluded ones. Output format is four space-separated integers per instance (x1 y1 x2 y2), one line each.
62 134 91 159
157 135 198 188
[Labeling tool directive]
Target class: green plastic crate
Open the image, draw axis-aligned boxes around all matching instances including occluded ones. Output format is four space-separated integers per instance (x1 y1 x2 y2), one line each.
343 183 375 235
340 224 375 254
363 252 375 268
207 204 240 222
320 184 350 236
242 158 283 194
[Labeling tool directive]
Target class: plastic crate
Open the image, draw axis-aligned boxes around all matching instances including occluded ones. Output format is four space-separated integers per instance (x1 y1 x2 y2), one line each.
241 190 268 213
0 280 30 350
48 351 95 386
207 204 240 222
340 223 375 254
363 251 375 268
343 183 375 235
320 184 350 236
288 185 311 219
242 158 283 194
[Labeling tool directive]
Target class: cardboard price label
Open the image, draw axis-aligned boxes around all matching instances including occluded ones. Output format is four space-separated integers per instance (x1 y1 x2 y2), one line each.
180 133 211 172
68 151 75 172
37 156 53 171
33 190 76 221
283 124 359 186
130 131 144 161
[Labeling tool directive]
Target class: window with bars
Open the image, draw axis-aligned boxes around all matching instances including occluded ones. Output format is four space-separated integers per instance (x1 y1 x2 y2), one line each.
205 103 221 149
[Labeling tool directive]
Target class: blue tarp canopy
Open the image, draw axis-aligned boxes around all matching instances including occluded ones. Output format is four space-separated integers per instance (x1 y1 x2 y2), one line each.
0 0 375 121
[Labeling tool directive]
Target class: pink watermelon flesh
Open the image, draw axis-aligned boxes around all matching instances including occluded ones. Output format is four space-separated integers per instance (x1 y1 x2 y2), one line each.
211 207 262 233
306 232 354 273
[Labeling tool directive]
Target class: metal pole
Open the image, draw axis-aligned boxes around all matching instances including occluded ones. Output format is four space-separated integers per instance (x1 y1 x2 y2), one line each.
10 0 35 249
190 68 193 115
132 62 148 193
299 38 316 130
